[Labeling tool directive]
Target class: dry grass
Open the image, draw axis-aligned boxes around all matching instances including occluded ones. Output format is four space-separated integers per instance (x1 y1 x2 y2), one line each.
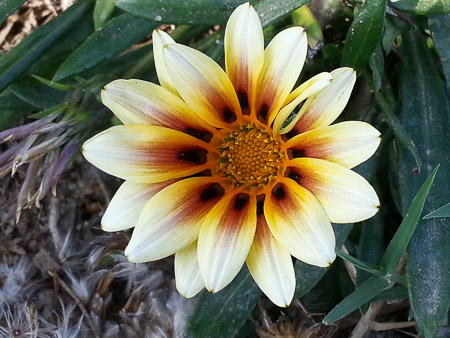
0 0 73 53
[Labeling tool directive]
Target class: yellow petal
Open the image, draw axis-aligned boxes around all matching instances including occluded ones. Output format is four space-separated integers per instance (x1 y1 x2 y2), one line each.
225 2 264 114
125 177 226 262
272 72 332 136
285 121 381 168
163 43 242 128
102 180 175 232
246 214 295 307
175 241 204 298
198 191 257 293
292 67 356 133
287 158 379 223
264 177 335 267
153 29 178 94
102 79 216 141
82 125 212 183
254 27 307 125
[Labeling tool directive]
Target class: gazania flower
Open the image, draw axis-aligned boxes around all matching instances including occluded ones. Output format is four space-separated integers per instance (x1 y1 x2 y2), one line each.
83 3 380 307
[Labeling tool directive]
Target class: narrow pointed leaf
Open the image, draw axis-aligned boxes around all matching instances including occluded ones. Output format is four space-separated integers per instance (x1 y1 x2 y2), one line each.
54 13 158 81
336 249 385 276
93 0 116 29
390 0 450 15
380 165 439 274
0 0 93 92
395 27 450 337
341 0 386 73
323 275 390 324
115 0 309 27
372 285 408 303
429 14 450 88
423 203 450 219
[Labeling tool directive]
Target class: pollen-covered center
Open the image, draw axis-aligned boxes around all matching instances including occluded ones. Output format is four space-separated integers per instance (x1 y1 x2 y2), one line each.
217 125 284 187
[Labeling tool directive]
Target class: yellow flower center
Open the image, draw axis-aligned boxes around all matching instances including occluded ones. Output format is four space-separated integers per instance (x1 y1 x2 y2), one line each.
217 125 284 187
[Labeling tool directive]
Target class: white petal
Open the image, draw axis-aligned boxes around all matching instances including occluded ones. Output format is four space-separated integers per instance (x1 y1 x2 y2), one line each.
225 2 264 114
254 27 307 125
125 177 225 262
287 158 380 223
102 180 174 232
264 177 336 267
247 215 295 307
153 29 178 94
175 241 204 298
198 192 257 293
292 67 356 133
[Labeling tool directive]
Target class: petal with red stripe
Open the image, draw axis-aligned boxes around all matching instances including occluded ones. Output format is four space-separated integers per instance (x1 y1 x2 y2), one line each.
264 177 335 267
82 125 213 183
198 191 257 293
125 177 226 262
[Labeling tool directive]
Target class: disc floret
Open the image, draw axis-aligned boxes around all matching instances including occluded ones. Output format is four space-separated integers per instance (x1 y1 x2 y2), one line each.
217 125 284 187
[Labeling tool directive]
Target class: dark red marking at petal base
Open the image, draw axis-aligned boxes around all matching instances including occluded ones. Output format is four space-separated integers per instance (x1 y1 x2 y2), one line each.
256 199 264 215
237 91 249 112
185 128 213 142
234 193 250 210
222 108 237 123
177 148 208 164
288 148 306 160
257 104 269 123
200 183 225 202
271 183 286 200
287 170 302 184
285 129 298 140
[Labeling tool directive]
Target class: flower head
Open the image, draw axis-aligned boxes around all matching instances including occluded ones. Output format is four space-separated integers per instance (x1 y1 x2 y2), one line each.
83 3 380 307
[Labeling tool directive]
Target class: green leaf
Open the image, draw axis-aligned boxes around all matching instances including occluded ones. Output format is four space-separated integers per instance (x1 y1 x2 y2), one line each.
0 92 35 111
0 0 93 93
357 212 384 287
336 249 385 276
382 16 402 54
389 0 450 15
9 79 66 109
26 13 94 78
380 165 439 274
323 275 390 324
0 92 35 129
429 14 450 88
115 0 310 27
373 89 421 168
341 0 386 73
0 0 26 26
423 203 450 219
31 75 73 91
294 224 352 299
93 0 116 29
396 27 450 337
185 267 261 338
369 43 384 90
372 285 408 302
253 0 310 27
53 13 158 81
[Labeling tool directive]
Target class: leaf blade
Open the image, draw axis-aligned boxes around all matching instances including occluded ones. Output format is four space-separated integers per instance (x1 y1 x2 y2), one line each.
380 165 440 274
323 275 390 325
341 0 386 73
0 0 27 26
0 0 93 92
53 13 158 81
395 27 450 337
